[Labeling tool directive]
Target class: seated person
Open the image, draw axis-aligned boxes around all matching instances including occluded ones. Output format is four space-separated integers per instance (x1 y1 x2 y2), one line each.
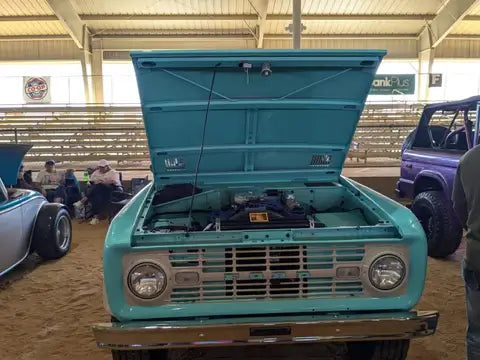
53 169 82 209
16 165 35 190
35 159 65 202
76 159 121 225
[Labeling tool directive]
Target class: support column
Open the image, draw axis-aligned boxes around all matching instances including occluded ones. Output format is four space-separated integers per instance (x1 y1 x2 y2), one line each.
80 50 91 103
292 0 301 49
91 49 104 104
417 48 435 102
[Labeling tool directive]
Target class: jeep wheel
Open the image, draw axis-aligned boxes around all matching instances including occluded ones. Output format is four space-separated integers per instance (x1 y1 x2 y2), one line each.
112 350 167 360
32 204 72 260
411 191 462 258
347 340 410 360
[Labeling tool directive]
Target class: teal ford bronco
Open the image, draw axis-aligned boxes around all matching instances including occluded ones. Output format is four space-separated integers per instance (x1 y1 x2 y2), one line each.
93 50 438 360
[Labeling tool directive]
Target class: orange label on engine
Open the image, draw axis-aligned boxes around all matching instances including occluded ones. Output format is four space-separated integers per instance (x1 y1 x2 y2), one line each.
249 212 269 223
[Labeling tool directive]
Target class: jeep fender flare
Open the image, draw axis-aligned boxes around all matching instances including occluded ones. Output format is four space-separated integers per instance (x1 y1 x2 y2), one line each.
413 171 449 199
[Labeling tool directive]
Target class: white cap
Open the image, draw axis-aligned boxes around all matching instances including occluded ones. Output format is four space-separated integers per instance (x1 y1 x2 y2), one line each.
98 159 109 167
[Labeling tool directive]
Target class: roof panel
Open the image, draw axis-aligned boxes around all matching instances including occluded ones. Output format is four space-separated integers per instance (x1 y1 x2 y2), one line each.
71 0 256 15
266 19 424 34
0 21 66 35
0 0 54 16
88 19 257 32
269 0 442 15
451 20 480 34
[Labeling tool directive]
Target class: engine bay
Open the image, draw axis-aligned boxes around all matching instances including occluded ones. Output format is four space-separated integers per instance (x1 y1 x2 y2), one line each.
139 182 385 234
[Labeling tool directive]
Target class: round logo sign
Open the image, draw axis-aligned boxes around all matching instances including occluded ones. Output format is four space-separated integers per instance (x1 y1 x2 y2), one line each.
24 77 49 100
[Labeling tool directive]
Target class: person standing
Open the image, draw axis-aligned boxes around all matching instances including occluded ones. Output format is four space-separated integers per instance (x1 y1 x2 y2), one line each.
453 145 480 360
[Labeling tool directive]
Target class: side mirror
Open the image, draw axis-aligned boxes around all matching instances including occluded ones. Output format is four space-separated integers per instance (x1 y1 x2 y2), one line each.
0 178 8 204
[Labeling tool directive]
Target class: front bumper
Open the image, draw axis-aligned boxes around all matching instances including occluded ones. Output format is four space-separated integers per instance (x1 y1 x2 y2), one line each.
93 310 438 350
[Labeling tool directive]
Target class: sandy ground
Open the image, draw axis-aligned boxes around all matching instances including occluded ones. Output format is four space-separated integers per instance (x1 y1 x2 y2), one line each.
0 222 467 360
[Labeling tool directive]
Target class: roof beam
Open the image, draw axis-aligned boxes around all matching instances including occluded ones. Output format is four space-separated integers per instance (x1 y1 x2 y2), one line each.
0 15 58 22
79 14 436 21
46 0 88 49
250 0 270 48
419 0 480 51
92 36 255 51
0 35 72 41
266 33 418 40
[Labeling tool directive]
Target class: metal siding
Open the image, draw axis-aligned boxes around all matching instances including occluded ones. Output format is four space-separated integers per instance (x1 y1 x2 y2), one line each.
0 40 81 60
436 39 480 58
263 38 417 58
0 0 54 15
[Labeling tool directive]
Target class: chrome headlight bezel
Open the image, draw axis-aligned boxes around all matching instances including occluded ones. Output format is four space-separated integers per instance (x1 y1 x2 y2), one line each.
368 254 406 291
127 262 167 299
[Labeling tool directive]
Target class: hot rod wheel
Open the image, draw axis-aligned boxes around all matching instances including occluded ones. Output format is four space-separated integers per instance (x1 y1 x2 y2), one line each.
32 203 72 259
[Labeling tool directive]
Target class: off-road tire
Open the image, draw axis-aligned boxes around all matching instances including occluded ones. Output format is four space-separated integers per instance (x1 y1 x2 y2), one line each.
411 191 462 258
32 204 72 260
111 350 167 360
347 339 410 360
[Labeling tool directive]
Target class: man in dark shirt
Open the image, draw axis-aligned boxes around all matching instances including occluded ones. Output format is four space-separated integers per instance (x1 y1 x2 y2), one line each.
453 145 480 359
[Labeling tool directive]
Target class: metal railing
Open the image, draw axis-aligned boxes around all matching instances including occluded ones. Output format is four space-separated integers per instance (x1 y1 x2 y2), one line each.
0 102 428 167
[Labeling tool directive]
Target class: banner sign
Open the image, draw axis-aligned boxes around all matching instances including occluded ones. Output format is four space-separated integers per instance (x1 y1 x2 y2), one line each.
23 76 51 103
369 74 415 95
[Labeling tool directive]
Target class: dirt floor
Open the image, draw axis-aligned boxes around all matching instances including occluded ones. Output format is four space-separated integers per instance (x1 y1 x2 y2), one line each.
0 221 467 360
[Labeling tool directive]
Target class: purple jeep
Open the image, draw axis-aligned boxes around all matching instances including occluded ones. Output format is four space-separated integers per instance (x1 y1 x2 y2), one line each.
397 96 480 258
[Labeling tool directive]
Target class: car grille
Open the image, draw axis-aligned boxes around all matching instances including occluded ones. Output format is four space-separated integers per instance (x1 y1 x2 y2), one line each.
168 245 365 303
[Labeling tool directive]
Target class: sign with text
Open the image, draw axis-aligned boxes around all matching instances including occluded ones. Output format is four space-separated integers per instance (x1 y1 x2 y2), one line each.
369 74 415 95
23 76 51 103
429 73 443 87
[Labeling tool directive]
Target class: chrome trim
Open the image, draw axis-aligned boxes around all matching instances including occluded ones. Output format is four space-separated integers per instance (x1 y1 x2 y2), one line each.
92 310 439 350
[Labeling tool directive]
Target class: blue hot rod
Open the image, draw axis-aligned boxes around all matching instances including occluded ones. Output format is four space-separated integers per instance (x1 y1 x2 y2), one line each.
0 144 72 276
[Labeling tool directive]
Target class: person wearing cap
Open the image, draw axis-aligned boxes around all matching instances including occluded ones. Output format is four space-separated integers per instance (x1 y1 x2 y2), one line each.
75 159 121 225
35 159 65 202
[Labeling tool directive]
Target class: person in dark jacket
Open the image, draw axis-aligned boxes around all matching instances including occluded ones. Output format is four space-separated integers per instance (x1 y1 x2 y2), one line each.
453 145 480 360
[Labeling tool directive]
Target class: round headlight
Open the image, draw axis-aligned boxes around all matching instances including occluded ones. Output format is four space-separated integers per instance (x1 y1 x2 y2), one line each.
128 263 167 299
369 255 405 290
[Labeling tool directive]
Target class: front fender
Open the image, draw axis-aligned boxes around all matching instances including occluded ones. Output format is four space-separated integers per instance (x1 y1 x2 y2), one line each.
414 170 449 198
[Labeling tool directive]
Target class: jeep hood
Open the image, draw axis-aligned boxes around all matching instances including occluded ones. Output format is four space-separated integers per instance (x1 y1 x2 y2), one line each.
131 49 385 188
0 144 32 186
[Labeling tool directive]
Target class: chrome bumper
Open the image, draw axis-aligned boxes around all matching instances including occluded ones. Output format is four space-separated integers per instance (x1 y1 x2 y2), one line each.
93 311 438 350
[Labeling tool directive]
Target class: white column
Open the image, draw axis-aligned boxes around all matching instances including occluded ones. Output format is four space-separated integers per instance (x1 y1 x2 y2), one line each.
417 48 435 102
91 49 104 104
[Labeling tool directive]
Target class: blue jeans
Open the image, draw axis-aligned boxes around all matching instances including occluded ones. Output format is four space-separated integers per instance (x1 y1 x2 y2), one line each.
463 261 480 359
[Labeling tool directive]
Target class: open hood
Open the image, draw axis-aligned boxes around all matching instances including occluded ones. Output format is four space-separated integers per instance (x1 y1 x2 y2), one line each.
131 50 385 188
0 144 32 186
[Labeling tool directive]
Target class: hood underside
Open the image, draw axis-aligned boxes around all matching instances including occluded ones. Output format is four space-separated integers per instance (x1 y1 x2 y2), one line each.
0 144 32 186
131 49 385 187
